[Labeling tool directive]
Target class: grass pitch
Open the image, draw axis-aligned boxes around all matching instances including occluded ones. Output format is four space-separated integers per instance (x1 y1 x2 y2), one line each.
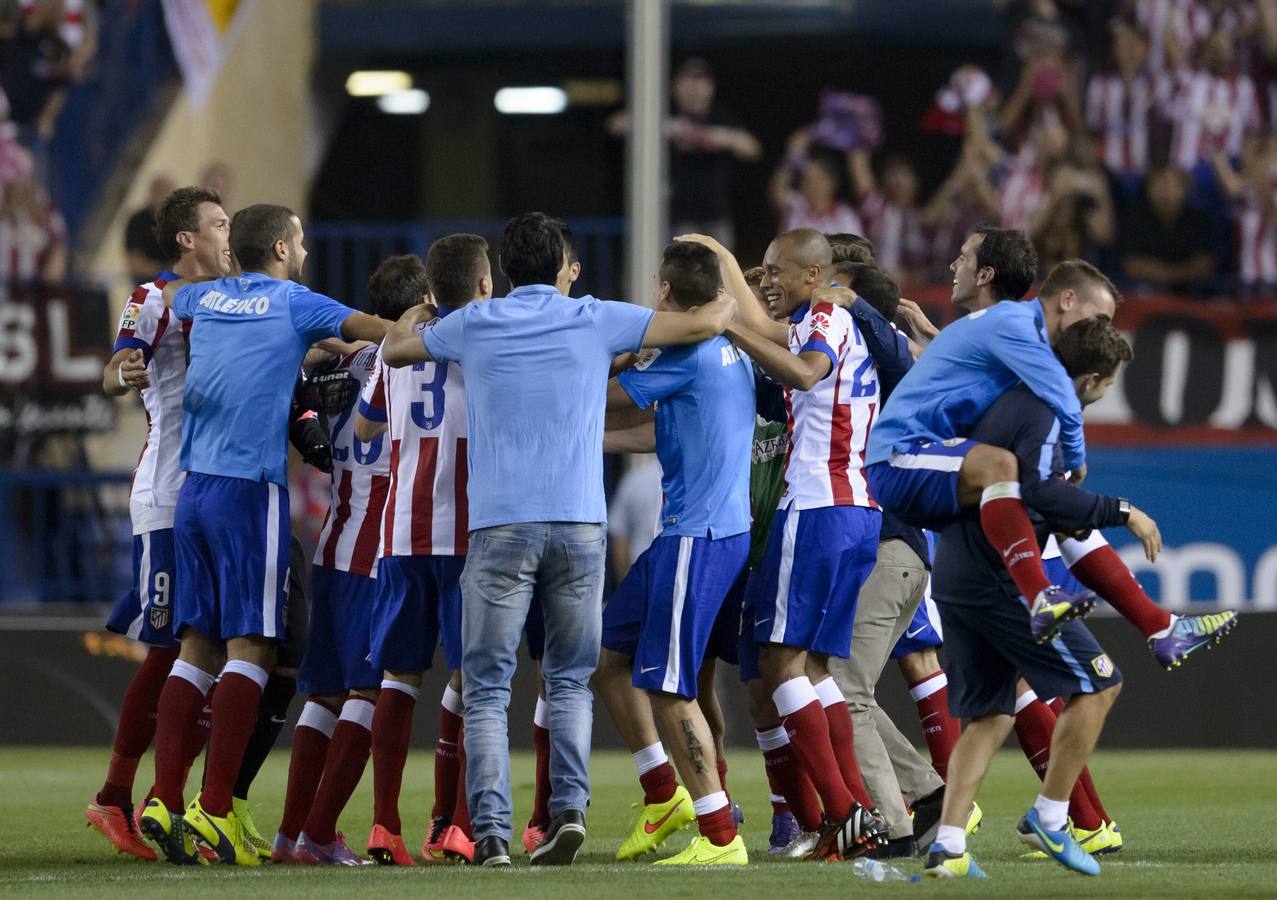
0 747 1273 898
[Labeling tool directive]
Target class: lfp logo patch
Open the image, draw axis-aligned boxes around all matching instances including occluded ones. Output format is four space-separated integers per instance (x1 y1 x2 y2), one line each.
1091 654 1114 678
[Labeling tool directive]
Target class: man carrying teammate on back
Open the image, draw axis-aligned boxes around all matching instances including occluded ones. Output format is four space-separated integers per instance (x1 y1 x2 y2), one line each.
354 238 489 866
86 187 231 861
925 318 1144 879
140 205 387 866
594 241 754 866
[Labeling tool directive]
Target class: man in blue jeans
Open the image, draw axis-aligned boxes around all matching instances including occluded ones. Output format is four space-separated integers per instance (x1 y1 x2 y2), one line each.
381 212 737 867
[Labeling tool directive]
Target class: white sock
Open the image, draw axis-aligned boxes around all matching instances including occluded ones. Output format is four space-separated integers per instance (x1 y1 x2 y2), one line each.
632 742 668 776
221 659 269 690
812 676 845 708
979 481 1021 505
339 697 375 731
441 683 464 716
381 678 419 700
910 672 947 703
169 659 216 695
692 790 729 816
771 676 818 717
533 696 550 729
297 700 338 738
755 724 790 752
1034 794 1070 832
936 824 966 855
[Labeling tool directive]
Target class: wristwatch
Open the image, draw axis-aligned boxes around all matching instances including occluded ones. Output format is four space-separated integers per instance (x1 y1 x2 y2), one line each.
1118 498 1132 524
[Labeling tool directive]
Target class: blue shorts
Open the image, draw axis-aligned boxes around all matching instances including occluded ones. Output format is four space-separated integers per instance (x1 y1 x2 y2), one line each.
370 555 465 673
737 569 764 682
1044 555 1085 593
890 596 943 658
524 593 545 661
706 566 746 665
937 598 1123 719
752 505 880 658
106 529 179 647
601 532 748 698
866 439 977 530
297 565 381 695
174 474 291 642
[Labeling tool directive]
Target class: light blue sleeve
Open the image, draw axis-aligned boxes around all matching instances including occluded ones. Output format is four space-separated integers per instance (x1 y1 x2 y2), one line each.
616 346 696 408
988 309 1086 470
172 283 199 321
591 299 655 356
288 284 356 343
421 309 464 364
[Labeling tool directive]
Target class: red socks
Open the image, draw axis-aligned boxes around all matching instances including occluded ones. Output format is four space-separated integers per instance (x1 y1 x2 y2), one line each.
432 686 464 820
150 660 215 811
99 646 179 807
757 723 822 831
531 698 551 828
980 483 1052 602
639 762 678 806
278 700 338 841
695 791 737 846
200 665 268 817
452 728 472 838
908 671 961 781
304 698 374 845
1063 539 1172 637
1014 692 1103 831
773 677 852 820
371 681 418 834
1047 697 1112 823
813 678 873 808
716 756 729 795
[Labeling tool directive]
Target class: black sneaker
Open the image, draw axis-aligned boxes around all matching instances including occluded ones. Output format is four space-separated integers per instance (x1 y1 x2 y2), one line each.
473 835 511 868
806 803 883 860
911 786 945 848
530 809 585 866
867 835 918 859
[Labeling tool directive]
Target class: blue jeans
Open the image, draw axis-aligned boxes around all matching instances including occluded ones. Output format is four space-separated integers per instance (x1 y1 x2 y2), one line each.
461 522 607 841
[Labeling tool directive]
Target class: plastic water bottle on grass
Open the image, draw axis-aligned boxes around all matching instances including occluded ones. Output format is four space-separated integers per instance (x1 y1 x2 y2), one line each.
851 857 919 883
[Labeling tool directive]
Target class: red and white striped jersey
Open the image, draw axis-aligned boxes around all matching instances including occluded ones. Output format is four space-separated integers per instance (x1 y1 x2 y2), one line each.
780 301 880 511
780 192 864 236
1086 71 1174 177
1133 0 1213 75
0 205 66 283
359 345 469 557
997 146 1046 233
1235 181 1277 286
313 344 392 577
112 278 189 534
1170 70 1262 169
857 190 929 275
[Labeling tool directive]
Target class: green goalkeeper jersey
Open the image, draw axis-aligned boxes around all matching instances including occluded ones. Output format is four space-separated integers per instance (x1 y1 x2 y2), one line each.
748 414 789 571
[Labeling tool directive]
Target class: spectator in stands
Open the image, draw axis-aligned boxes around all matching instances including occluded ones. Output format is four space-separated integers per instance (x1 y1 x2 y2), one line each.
0 0 94 144
847 150 930 283
200 160 233 208
1085 18 1174 196
997 0 1086 144
0 144 66 284
769 125 862 235
124 174 174 286
606 57 761 246
1027 130 1116 269
1212 135 1277 297
1117 161 1218 292
1169 30 1262 175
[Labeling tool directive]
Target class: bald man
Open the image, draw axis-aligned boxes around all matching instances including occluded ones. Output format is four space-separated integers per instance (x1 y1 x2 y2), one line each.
705 229 888 861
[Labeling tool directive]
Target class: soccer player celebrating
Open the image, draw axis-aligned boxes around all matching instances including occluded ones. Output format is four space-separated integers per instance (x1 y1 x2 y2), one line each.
271 268 417 865
139 205 388 865
594 242 754 866
86 186 231 860
707 228 887 861
353 238 489 867
925 319 1146 879
866 229 1111 643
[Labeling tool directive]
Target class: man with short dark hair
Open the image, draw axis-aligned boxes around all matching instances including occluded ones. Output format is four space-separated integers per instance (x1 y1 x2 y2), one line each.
353 238 491 867
380 212 736 867
140 204 388 866
826 232 876 265
925 319 1142 879
595 241 754 866
86 186 230 862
